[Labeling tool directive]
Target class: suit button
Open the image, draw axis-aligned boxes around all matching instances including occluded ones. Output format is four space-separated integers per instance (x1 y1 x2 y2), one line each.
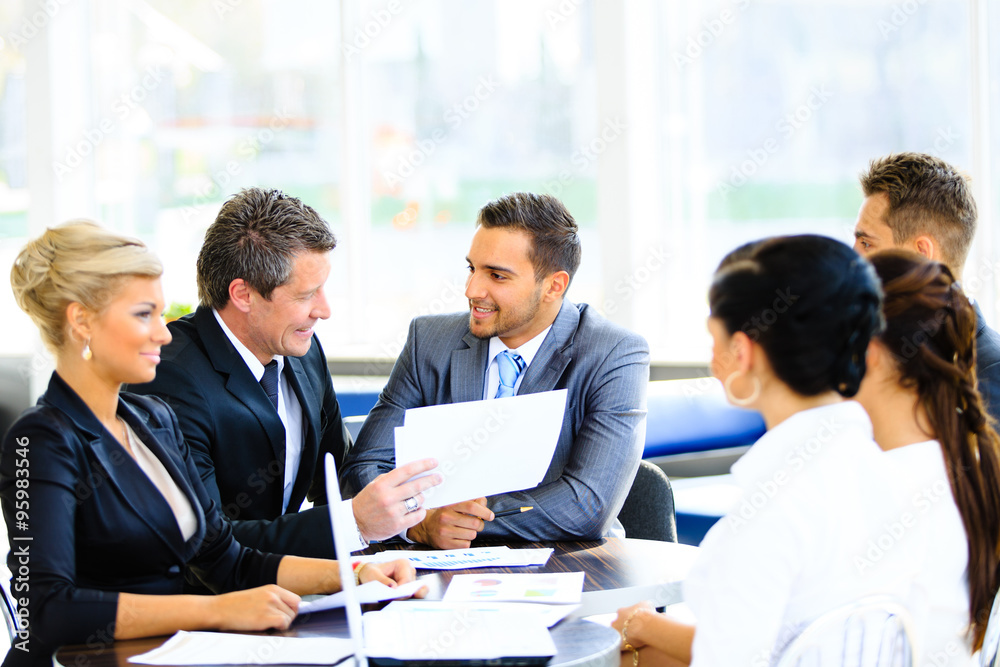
167 565 181 576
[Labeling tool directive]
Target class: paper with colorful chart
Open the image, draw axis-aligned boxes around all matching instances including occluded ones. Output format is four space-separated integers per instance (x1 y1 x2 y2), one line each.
355 546 554 570
442 572 585 605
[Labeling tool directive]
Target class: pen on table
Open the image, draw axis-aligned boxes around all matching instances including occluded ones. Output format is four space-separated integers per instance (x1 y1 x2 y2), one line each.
493 506 534 518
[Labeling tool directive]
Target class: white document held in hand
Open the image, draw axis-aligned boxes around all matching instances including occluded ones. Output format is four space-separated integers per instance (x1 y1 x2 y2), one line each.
394 389 567 508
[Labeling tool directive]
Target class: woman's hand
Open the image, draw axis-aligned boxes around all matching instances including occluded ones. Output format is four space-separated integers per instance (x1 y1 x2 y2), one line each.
358 559 428 598
612 601 656 651
209 584 301 632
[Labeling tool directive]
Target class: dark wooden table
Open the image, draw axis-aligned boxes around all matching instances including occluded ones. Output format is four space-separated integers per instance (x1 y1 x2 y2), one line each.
56 538 699 667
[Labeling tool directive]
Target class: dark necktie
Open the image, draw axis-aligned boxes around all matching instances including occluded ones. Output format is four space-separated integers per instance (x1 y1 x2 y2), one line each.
260 360 279 410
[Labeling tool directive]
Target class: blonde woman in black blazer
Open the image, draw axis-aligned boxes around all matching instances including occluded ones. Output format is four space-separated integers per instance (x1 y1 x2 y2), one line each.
3 221 420 667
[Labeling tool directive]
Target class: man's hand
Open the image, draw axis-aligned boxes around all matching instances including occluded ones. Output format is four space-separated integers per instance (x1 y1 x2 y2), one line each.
406 497 494 549
354 458 442 543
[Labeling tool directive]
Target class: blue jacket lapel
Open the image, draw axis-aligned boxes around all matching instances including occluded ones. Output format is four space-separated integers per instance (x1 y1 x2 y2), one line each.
450 332 490 403
518 300 578 395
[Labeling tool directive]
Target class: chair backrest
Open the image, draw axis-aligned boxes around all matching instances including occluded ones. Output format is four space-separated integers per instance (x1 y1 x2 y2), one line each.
616 460 677 542
772 597 914 667
981 589 1000 667
344 415 366 443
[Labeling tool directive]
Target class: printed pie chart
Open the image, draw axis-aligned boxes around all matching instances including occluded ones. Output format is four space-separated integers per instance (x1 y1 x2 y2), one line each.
471 590 498 598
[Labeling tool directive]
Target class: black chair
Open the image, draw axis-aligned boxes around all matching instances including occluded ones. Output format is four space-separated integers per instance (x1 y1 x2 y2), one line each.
617 460 677 542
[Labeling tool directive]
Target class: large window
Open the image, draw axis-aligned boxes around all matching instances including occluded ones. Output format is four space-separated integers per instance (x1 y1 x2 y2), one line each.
646 0 976 359
2 0 998 382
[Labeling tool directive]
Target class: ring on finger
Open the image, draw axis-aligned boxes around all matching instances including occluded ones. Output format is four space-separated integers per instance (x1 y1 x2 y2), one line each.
403 496 420 513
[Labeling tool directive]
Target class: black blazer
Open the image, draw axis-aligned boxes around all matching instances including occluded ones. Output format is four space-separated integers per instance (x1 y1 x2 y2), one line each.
0 373 282 666
128 306 348 557
975 302 1000 426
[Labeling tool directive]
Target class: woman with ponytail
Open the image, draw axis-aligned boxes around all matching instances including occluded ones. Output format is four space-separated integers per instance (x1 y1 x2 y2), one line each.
855 250 1000 664
611 235 915 666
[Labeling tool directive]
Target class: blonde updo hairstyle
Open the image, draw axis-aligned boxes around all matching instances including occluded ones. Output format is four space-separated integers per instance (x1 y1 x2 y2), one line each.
10 220 163 354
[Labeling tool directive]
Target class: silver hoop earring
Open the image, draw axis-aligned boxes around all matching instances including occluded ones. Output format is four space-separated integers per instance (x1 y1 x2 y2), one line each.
724 371 760 406
82 340 92 361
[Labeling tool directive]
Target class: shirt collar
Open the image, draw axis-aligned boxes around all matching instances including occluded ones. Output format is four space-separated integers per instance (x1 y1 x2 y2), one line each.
730 400 874 490
487 325 552 369
213 308 284 382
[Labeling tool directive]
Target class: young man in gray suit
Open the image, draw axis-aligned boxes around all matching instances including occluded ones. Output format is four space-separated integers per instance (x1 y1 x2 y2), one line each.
342 192 650 549
131 188 440 558
852 152 1000 424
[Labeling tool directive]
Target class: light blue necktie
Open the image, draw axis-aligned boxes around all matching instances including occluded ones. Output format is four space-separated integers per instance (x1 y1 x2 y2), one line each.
495 350 526 399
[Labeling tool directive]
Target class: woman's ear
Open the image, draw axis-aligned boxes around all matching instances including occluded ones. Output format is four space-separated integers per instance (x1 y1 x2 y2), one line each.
729 330 755 373
865 339 893 377
65 301 93 342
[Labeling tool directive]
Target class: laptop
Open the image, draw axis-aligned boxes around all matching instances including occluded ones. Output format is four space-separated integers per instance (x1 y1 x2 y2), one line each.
322 454 556 667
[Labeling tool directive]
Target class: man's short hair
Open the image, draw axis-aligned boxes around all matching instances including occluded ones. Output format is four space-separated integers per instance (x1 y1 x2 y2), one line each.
476 192 582 283
860 152 977 269
197 188 336 309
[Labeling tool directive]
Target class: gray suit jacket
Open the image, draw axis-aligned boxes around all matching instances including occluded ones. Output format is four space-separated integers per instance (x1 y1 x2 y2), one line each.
341 300 649 541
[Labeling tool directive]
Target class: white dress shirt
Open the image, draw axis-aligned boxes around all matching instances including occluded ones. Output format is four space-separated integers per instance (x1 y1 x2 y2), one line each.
213 309 303 513
684 401 917 666
213 310 366 551
482 326 552 400
886 441 974 667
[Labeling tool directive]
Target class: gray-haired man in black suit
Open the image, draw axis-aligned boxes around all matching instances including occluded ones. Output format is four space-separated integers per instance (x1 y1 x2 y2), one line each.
131 187 440 558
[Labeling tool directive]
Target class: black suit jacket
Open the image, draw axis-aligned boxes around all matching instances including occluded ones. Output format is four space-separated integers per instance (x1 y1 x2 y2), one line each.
128 306 348 557
0 373 282 666
975 302 1000 426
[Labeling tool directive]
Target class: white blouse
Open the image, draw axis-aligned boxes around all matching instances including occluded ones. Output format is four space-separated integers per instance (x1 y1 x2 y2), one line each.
124 421 199 542
886 441 974 667
684 401 918 666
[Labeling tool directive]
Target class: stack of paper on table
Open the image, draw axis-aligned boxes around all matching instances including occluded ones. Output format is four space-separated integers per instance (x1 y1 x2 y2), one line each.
363 608 557 661
394 389 567 507
129 631 353 665
381 600 579 628
361 573 585 661
356 546 553 570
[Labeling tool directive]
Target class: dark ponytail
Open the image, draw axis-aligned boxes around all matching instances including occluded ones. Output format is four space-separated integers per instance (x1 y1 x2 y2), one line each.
870 250 1000 650
710 235 884 397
